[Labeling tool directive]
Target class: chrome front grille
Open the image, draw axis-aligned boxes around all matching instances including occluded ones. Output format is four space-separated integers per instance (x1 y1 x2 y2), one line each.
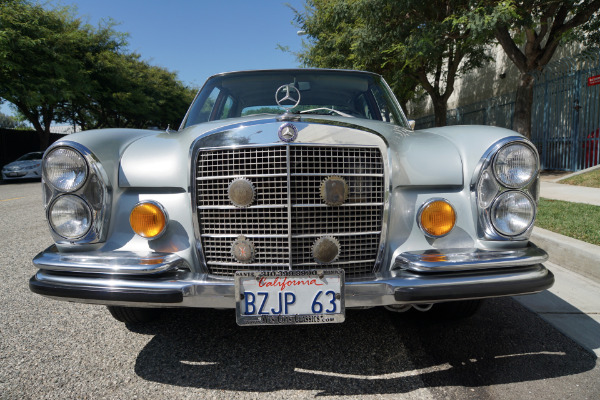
196 145 385 277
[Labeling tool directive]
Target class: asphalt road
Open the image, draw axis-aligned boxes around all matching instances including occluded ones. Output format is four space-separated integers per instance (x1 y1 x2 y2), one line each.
1 181 599 400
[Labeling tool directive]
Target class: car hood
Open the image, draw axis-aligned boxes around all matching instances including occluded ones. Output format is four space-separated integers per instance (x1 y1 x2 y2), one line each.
116 116 476 190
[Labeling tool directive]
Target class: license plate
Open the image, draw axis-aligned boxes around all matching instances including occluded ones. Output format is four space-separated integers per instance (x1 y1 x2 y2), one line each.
235 269 345 326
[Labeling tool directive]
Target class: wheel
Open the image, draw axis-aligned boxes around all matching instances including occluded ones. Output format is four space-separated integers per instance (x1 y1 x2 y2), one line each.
430 299 483 319
107 306 161 323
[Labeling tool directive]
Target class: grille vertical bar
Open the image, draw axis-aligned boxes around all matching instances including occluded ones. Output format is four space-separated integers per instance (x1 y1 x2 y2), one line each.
196 145 384 277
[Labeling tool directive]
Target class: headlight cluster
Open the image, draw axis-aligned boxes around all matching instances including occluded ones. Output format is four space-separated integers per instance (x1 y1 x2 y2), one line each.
42 144 110 243
476 140 539 239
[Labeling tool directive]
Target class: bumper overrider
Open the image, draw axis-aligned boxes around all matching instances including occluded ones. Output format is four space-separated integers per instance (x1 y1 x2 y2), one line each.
29 244 554 308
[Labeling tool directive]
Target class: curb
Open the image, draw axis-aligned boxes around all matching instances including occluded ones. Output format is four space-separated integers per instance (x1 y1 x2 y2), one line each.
531 227 600 284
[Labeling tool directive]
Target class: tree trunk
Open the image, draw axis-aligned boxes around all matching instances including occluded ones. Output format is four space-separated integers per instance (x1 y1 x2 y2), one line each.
432 97 447 127
513 73 535 139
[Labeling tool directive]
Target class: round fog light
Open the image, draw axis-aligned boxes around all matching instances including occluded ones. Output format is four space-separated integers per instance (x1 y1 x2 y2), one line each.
130 201 167 239
491 191 535 236
49 195 92 239
418 199 456 238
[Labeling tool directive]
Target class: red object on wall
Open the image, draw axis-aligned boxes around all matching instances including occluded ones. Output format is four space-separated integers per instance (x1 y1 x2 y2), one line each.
584 128 600 168
588 75 600 86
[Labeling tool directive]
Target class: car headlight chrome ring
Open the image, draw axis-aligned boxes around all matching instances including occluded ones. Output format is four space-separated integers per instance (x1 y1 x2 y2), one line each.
48 195 92 239
493 143 538 188
490 191 535 237
44 147 88 192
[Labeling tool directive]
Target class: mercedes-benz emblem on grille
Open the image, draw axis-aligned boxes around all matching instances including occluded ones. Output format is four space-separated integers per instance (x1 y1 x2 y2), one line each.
275 84 301 111
278 123 298 142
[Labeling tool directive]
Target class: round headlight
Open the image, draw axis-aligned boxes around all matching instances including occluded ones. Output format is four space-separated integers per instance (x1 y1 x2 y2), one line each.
49 195 92 239
493 143 538 188
44 147 88 192
491 191 535 236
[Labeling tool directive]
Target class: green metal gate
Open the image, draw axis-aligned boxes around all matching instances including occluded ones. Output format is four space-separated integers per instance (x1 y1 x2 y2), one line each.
531 51 600 171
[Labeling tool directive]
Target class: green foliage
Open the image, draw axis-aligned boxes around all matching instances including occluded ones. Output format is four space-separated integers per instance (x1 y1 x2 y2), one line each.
62 50 195 130
0 0 195 149
536 198 600 246
465 0 600 137
295 0 494 125
0 111 27 129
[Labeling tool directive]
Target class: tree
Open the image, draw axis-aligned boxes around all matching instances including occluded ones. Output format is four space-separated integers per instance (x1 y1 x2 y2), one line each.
0 0 93 149
293 0 423 114
473 0 600 138
0 111 27 129
0 0 196 149
62 51 195 131
295 0 493 126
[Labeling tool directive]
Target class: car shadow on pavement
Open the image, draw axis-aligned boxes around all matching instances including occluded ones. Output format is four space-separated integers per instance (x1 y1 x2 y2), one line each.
132 297 597 396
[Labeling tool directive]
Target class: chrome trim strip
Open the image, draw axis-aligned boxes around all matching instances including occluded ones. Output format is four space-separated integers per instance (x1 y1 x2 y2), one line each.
200 231 381 239
208 262 290 268
394 243 548 272
293 259 376 267
293 232 382 238
198 205 288 210
292 203 384 208
291 173 385 177
197 173 288 180
33 245 188 275
197 142 383 152
201 233 289 238
198 203 384 210
286 145 293 270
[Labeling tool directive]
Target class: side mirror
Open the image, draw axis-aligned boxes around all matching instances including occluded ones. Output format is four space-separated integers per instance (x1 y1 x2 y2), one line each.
408 120 416 130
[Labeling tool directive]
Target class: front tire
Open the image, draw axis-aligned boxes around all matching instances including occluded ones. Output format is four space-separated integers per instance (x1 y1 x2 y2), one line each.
107 306 161 323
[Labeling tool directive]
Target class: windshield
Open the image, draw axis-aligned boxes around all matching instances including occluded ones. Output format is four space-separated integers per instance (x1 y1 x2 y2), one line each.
183 70 409 128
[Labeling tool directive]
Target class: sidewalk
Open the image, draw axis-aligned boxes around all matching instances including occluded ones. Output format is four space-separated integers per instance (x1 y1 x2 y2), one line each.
521 172 600 357
540 181 600 206
514 262 600 357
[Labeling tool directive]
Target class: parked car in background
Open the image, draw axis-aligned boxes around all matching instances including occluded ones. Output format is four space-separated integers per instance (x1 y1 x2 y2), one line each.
1 151 44 181
29 69 554 326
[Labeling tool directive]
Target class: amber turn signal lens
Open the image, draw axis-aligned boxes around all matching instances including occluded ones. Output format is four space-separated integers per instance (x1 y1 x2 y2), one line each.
130 202 167 238
419 200 456 237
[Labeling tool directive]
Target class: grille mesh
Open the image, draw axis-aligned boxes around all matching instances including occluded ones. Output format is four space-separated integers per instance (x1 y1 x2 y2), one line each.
196 145 385 277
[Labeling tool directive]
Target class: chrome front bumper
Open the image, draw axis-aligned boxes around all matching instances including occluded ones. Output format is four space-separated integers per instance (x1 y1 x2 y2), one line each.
30 245 554 308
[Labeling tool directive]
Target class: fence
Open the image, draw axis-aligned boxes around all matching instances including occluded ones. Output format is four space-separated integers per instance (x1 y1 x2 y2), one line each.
416 92 516 131
415 51 600 171
530 51 600 171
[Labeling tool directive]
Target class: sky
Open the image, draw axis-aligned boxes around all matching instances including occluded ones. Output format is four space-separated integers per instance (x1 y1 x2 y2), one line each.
2 0 308 117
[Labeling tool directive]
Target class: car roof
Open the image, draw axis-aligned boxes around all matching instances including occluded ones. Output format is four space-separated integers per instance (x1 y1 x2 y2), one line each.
207 68 382 81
